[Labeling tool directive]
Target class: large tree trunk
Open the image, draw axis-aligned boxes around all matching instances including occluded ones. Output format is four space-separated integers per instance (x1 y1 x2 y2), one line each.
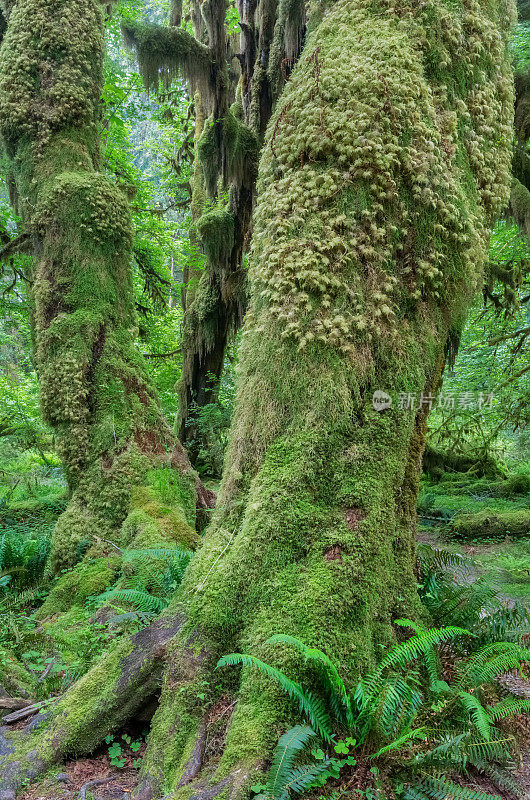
0 0 211 576
0 0 514 797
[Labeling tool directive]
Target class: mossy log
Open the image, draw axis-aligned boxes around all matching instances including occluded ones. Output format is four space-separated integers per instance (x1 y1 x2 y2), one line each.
452 508 530 539
0 0 515 797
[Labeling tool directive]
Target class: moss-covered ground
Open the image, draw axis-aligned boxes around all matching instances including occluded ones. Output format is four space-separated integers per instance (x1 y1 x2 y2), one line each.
418 464 530 600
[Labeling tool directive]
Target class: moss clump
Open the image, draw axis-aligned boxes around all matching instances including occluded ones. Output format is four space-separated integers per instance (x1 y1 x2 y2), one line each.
196 209 235 271
452 508 530 539
250 0 514 356
36 557 120 618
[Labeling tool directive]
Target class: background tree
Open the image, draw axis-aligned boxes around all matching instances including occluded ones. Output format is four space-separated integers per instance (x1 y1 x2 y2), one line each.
122 0 308 458
0 0 212 576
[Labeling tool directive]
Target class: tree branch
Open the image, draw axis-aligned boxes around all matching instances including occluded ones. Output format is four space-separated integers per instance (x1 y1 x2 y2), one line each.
0 232 31 261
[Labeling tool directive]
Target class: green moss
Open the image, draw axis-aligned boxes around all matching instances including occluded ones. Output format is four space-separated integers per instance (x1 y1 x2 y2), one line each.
452 508 530 539
36 557 120 618
196 209 235 271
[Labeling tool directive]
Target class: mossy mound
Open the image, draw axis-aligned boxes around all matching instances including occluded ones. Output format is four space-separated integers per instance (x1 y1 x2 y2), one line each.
0 495 68 526
35 556 120 618
498 470 530 497
422 444 504 480
452 508 530 539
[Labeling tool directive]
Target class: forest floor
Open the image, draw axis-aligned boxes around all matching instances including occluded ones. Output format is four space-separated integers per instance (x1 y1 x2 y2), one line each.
1 465 530 799
417 473 530 798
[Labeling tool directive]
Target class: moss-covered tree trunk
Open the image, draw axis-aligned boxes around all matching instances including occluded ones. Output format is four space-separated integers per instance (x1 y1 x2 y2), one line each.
0 0 211 575
0 0 514 797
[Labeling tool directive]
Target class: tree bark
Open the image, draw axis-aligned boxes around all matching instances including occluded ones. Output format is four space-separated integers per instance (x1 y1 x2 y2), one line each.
0 0 515 797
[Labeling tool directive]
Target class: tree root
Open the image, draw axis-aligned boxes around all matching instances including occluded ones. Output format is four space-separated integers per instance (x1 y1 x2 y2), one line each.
0 614 185 798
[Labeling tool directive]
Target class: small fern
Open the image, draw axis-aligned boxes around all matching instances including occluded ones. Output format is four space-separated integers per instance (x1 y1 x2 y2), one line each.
91 588 167 614
216 653 333 741
256 725 331 800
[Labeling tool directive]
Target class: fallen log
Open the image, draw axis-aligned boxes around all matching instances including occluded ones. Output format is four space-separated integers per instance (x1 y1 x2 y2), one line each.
0 699 35 712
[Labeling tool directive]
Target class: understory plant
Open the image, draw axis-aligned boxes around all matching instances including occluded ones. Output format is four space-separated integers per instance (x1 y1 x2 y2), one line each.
218 550 530 800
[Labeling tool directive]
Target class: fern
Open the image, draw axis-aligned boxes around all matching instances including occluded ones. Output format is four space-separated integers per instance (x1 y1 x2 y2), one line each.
92 588 167 614
261 725 330 800
476 762 525 799
458 691 491 740
266 634 354 727
370 727 427 759
486 695 530 722
456 641 530 688
396 620 442 691
123 547 193 565
376 622 471 674
216 653 332 741
408 776 502 800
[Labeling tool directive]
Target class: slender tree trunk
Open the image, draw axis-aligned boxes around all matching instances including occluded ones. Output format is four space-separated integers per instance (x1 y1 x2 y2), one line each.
0 0 211 576
0 0 514 797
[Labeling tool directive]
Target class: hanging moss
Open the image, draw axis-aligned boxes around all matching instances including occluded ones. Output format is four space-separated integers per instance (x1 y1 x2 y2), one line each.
122 20 212 95
196 208 235 271
224 102 259 188
196 115 222 197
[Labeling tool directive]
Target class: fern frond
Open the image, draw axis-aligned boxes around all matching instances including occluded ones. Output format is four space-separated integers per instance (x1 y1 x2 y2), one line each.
456 642 530 688
465 734 514 765
418 545 476 576
377 623 471 675
266 634 353 727
282 761 332 796
266 725 316 800
458 691 491 740
123 547 193 564
418 776 501 799
92 589 167 613
405 734 467 769
371 675 423 738
487 695 530 722
474 761 524 798
216 654 333 741
396 620 442 690
370 727 427 759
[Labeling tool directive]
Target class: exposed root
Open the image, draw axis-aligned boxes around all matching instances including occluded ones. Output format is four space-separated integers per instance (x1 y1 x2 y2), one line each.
177 718 208 787
0 615 185 798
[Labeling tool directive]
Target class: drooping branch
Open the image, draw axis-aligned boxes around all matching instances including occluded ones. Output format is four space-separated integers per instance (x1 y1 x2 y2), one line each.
122 21 212 96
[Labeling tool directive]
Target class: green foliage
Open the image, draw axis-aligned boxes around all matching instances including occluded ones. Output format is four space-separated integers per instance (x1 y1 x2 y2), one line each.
217 652 333 742
254 726 332 800
90 587 168 614
219 613 530 800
